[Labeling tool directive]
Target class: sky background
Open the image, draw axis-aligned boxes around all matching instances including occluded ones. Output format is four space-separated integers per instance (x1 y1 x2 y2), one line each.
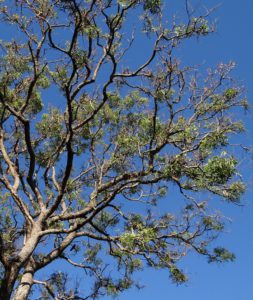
117 1 253 299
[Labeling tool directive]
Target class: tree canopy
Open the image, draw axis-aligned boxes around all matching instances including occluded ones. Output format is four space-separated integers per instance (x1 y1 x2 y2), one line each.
0 0 248 299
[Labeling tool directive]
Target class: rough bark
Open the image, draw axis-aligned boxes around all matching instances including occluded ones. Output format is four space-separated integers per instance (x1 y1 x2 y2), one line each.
12 261 35 300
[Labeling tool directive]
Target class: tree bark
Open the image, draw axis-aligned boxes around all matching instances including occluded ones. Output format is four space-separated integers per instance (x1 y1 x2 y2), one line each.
12 261 35 300
0 225 41 300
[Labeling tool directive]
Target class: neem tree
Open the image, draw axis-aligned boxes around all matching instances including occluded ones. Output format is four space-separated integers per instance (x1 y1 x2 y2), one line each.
0 0 248 299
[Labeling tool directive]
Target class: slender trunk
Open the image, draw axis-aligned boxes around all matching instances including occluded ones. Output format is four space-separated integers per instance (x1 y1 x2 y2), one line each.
12 261 35 300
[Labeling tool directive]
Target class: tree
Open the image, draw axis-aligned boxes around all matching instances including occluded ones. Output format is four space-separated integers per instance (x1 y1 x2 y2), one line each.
0 0 248 299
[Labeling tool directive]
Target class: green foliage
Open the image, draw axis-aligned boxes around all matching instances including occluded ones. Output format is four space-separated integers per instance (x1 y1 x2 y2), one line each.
119 227 156 250
200 132 228 152
218 181 246 202
209 247 236 263
143 0 162 14
224 88 239 100
170 266 188 284
203 156 237 185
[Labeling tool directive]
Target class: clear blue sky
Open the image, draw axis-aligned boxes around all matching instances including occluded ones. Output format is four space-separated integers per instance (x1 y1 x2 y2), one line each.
117 1 253 299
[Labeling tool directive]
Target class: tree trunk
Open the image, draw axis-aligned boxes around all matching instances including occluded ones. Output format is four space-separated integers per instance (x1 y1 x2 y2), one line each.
0 225 41 299
12 262 35 300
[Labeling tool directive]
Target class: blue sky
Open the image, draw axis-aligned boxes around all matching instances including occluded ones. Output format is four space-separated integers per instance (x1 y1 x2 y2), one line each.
116 1 253 299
